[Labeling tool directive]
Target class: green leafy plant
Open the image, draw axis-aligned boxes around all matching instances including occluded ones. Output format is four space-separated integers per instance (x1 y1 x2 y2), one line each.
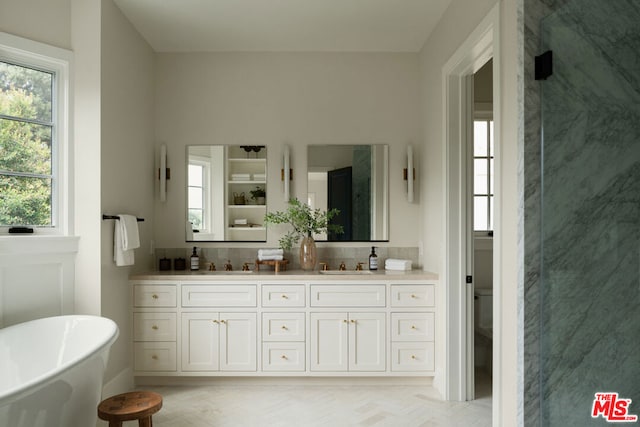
264 198 343 250
249 186 266 200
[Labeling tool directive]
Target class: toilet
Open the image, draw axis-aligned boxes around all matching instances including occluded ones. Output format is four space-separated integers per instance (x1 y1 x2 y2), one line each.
474 288 493 373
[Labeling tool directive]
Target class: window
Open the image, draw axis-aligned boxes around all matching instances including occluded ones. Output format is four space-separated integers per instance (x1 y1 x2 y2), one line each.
188 162 208 232
473 119 494 231
0 33 70 233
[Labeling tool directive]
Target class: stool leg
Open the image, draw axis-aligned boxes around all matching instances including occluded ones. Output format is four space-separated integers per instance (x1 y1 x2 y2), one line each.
139 416 153 427
108 422 123 427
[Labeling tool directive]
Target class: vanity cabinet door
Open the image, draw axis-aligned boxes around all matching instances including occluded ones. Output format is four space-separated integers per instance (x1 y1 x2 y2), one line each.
348 312 386 372
181 312 220 371
310 312 348 372
219 312 257 371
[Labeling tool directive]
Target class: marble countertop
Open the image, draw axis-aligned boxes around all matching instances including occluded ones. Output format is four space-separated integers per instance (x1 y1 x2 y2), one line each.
130 269 439 281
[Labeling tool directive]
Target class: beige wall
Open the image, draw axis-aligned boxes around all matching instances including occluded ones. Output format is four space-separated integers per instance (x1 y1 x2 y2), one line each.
0 0 71 50
153 52 422 249
100 0 156 387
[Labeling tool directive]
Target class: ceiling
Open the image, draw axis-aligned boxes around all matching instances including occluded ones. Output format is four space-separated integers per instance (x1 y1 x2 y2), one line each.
112 0 453 53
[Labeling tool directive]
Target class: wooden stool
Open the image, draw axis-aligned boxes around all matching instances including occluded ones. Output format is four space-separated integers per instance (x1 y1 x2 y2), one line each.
98 391 163 427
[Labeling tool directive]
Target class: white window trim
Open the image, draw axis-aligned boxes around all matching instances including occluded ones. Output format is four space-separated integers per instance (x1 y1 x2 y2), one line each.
0 32 73 236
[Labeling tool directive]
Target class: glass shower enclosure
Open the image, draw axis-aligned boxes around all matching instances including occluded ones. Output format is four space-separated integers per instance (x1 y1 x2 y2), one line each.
540 1 640 425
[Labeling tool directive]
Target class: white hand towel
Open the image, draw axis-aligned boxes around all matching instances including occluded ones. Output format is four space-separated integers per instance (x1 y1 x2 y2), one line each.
385 259 412 271
258 248 284 257
114 214 140 266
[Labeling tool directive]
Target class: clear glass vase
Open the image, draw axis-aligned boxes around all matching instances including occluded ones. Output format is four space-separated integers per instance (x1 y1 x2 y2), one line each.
299 236 317 271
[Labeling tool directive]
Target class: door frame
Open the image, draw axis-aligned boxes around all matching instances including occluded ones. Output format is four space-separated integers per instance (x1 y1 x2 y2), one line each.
442 2 501 411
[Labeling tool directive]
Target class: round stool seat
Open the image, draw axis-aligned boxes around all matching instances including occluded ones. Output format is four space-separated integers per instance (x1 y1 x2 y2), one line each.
98 391 163 427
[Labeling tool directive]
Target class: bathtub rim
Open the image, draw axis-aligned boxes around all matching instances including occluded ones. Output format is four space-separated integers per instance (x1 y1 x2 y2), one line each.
0 314 119 406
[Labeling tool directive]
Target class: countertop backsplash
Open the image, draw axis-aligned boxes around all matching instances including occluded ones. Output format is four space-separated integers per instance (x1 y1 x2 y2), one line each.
154 246 420 272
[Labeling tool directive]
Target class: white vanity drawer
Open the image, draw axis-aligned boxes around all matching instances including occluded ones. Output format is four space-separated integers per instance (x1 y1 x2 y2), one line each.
134 342 177 372
262 285 305 307
391 313 434 342
310 285 386 307
262 342 305 372
133 312 177 342
390 284 435 307
182 285 257 307
391 342 434 372
262 313 305 341
133 284 177 307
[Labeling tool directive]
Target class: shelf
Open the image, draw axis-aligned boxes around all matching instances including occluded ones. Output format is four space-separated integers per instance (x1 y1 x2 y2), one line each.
228 205 267 209
228 180 266 184
228 158 266 162
227 226 266 231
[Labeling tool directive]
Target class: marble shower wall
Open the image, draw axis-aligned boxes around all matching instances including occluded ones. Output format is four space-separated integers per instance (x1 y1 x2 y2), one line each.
527 1 640 425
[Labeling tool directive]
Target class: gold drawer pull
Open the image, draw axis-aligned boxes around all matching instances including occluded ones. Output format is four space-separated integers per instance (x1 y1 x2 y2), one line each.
281 325 288 330
411 355 417 360
410 294 417 299
213 320 219 324
410 325 417 330
343 319 348 323
151 355 158 360
151 294 159 300
350 319 356 324
220 319 226 324
152 325 159 330
281 355 288 360
281 294 289 299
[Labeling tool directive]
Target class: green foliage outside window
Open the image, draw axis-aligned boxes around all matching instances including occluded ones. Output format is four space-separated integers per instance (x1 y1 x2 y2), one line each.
0 61 54 226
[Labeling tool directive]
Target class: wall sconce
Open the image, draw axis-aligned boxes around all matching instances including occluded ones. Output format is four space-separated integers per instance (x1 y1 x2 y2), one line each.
403 145 415 202
282 145 292 201
159 144 170 202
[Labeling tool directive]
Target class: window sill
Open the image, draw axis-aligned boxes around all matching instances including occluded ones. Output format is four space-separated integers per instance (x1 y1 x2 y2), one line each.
0 235 79 255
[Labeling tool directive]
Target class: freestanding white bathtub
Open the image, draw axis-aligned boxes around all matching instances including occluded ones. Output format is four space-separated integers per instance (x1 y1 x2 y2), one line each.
0 315 119 427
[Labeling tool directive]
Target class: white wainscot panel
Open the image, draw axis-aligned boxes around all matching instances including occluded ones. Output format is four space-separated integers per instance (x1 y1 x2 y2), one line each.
0 237 78 327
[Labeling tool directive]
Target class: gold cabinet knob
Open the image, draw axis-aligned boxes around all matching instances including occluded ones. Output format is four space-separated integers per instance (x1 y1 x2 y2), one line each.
151 294 159 300
350 319 356 324
213 320 219 324
281 355 288 360
411 355 417 360
281 294 289 299
152 325 159 330
220 319 226 324
410 325 417 330
343 319 348 323
410 294 417 299
151 355 158 360
281 325 288 330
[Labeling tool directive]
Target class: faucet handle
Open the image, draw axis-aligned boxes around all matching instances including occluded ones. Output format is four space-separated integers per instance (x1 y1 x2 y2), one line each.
209 262 216 271
356 262 364 271
242 262 251 271
319 262 329 271
339 261 346 271
224 260 233 271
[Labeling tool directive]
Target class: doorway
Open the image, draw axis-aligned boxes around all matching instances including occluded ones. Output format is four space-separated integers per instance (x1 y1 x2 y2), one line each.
441 3 500 409
472 59 494 400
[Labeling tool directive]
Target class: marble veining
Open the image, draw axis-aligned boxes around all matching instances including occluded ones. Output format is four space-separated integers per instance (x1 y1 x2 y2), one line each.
536 1 640 425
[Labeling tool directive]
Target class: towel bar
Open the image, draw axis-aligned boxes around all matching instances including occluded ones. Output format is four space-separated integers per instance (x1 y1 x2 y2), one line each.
102 215 144 222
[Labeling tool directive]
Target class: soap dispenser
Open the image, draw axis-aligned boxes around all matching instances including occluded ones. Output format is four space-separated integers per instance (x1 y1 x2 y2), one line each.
369 246 378 271
190 247 200 271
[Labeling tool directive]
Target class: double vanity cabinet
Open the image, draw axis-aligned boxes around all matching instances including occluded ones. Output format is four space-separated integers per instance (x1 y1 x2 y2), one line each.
130 271 438 378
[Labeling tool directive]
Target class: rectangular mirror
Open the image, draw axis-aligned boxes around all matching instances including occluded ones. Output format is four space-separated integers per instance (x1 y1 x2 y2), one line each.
307 144 388 241
187 145 267 242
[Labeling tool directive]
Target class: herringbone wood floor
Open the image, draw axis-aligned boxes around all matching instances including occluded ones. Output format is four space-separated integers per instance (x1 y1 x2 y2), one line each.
140 371 491 427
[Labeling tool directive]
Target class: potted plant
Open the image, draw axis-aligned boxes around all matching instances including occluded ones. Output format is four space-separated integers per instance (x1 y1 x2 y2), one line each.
264 198 343 270
249 186 266 205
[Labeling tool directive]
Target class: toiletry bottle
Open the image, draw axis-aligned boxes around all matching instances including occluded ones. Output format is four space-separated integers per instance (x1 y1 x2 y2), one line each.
190 247 199 271
369 246 378 271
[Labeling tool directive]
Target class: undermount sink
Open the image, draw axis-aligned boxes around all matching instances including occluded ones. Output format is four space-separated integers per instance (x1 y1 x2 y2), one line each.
196 270 253 274
318 270 373 275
